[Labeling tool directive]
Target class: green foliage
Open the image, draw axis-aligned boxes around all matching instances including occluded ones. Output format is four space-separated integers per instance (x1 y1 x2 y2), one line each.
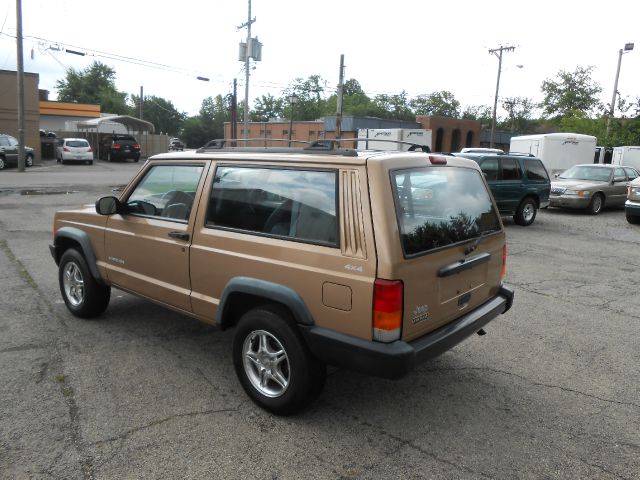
373 91 414 121
130 95 185 136
251 94 284 121
182 95 230 148
55 61 128 114
500 97 537 132
462 105 494 126
410 91 460 117
541 66 603 119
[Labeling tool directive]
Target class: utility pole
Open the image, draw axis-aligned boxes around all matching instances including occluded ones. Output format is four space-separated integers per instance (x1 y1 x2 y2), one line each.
16 0 26 172
139 86 143 120
489 45 515 148
335 54 345 140
231 78 238 146
238 0 256 140
606 42 634 139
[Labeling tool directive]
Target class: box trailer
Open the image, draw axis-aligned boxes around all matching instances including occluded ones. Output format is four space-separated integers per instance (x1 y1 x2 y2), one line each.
509 133 597 175
611 146 640 170
357 128 432 151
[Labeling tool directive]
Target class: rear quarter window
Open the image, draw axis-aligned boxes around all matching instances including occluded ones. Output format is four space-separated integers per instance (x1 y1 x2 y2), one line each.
391 167 501 256
524 159 549 180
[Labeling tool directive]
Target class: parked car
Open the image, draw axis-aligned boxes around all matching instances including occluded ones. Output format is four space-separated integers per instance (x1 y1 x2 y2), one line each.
0 133 34 169
50 143 514 415
99 134 140 162
625 176 640 224
549 164 639 215
56 138 94 165
459 147 504 154
169 139 184 151
452 152 550 226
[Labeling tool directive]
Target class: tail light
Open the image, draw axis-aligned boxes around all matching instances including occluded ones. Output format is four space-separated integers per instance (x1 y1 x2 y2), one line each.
133 143 141 149
63 146 70 152
88 147 93 152
502 242 507 281
428 155 447 165
373 279 403 342
112 143 121 149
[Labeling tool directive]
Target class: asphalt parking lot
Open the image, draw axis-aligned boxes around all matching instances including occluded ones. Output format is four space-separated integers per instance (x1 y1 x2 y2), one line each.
1 160 639 479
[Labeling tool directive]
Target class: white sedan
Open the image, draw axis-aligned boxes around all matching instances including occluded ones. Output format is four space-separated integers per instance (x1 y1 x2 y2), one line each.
56 138 94 165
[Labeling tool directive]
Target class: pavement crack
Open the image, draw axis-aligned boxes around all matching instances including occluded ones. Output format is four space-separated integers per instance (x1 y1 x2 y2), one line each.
91 407 240 447
420 366 640 409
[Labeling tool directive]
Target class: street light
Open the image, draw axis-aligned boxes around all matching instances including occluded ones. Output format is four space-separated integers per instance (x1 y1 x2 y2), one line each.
606 42 634 138
287 94 298 147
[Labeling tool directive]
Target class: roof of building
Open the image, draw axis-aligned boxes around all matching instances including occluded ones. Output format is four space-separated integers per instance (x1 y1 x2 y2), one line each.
75 115 155 133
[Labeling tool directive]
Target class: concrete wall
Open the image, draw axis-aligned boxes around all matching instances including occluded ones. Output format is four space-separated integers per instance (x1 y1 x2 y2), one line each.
0 70 41 160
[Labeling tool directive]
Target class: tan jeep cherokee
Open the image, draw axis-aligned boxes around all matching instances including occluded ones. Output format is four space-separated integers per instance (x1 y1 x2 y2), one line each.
50 142 514 414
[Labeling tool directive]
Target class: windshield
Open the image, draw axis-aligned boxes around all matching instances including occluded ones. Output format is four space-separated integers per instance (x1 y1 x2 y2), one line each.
391 167 501 256
559 166 612 182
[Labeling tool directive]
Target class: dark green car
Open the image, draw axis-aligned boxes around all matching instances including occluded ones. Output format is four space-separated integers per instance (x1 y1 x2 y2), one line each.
453 152 550 226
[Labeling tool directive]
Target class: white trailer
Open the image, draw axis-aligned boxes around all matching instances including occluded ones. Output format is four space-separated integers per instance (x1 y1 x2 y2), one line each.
611 146 640 170
357 128 432 151
509 133 597 175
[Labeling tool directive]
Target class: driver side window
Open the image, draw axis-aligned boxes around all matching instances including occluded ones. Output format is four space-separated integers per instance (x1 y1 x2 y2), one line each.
126 164 204 222
614 168 627 183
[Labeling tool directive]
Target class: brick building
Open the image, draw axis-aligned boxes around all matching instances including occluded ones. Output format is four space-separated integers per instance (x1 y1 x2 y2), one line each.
0 69 41 159
415 115 481 152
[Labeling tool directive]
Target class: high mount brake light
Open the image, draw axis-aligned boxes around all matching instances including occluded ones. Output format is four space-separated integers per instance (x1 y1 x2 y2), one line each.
428 155 447 165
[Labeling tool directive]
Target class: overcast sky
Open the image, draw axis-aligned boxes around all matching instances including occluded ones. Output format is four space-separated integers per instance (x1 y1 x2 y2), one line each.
1 0 639 119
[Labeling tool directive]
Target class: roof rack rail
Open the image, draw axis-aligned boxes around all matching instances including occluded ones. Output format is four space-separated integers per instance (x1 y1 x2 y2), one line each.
195 138 358 156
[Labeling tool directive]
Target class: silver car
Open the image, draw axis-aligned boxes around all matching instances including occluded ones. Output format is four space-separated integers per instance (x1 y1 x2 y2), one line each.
56 138 94 165
549 164 639 215
626 176 640 224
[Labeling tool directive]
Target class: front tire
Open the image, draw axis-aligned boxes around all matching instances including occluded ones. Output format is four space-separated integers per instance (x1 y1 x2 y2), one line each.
58 249 110 318
0 157 5 170
626 210 640 224
514 197 537 226
587 193 604 215
232 306 326 415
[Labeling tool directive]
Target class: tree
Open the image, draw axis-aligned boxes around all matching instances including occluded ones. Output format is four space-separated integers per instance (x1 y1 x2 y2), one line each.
251 94 284 122
540 66 603 119
55 61 128 114
410 91 460 118
129 95 185 136
181 95 230 148
373 91 413 121
283 75 329 121
462 105 493 126
500 97 536 132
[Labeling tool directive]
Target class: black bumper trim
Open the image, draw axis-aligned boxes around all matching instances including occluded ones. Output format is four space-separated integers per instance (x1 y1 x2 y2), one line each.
300 285 514 380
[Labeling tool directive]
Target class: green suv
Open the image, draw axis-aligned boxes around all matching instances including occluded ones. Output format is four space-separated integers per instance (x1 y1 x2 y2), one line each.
453 152 550 226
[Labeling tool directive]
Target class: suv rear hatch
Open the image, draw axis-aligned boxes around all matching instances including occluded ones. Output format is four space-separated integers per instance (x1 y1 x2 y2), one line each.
375 157 505 342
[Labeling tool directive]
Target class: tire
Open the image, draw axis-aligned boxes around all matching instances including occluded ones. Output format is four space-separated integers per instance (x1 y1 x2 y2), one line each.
58 248 110 318
232 306 326 415
89 160 93 165
0 157 5 170
514 197 537 226
626 210 640 224
134 155 140 163
587 193 604 215
25 155 33 167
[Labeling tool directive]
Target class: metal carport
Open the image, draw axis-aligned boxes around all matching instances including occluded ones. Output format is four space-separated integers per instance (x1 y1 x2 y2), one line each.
75 115 155 160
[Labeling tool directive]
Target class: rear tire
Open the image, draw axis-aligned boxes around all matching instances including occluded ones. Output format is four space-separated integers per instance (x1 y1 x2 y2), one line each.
58 248 110 318
587 193 604 215
25 155 33 167
0 157 5 170
232 306 326 415
514 197 537 226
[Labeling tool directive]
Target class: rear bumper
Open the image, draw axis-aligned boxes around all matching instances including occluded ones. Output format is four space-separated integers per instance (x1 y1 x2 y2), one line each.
300 285 514 380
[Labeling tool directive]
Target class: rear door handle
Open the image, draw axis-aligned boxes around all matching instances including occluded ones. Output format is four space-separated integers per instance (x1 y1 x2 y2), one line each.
168 231 189 241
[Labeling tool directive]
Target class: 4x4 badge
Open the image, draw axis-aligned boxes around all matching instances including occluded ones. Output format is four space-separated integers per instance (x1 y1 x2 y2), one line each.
344 264 363 273
412 305 429 324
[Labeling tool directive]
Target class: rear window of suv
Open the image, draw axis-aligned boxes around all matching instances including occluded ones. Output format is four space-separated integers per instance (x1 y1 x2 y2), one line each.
523 159 549 180
391 167 501 256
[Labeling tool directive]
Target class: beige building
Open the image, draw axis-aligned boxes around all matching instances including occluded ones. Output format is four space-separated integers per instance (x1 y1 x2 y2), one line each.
0 69 41 159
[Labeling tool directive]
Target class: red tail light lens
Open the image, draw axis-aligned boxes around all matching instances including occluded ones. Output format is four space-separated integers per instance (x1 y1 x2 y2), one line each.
429 155 447 165
373 279 403 342
63 146 70 152
112 143 121 149
133 143 141 149
87 147 93 152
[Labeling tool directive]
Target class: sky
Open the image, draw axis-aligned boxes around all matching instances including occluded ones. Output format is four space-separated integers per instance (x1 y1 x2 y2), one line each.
1 0 639 120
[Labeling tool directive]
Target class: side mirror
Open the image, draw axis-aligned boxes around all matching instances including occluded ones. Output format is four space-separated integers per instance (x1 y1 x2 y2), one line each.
95 196 120 215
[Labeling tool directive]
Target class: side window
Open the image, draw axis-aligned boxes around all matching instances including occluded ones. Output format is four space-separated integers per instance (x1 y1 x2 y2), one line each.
501 158 521 180
0 137 9 147
624 168 638 181
614 168 627 182
126 164 204 221
479 158 499 181
7 136 18 146
524 159 549 181
207 166 339 247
